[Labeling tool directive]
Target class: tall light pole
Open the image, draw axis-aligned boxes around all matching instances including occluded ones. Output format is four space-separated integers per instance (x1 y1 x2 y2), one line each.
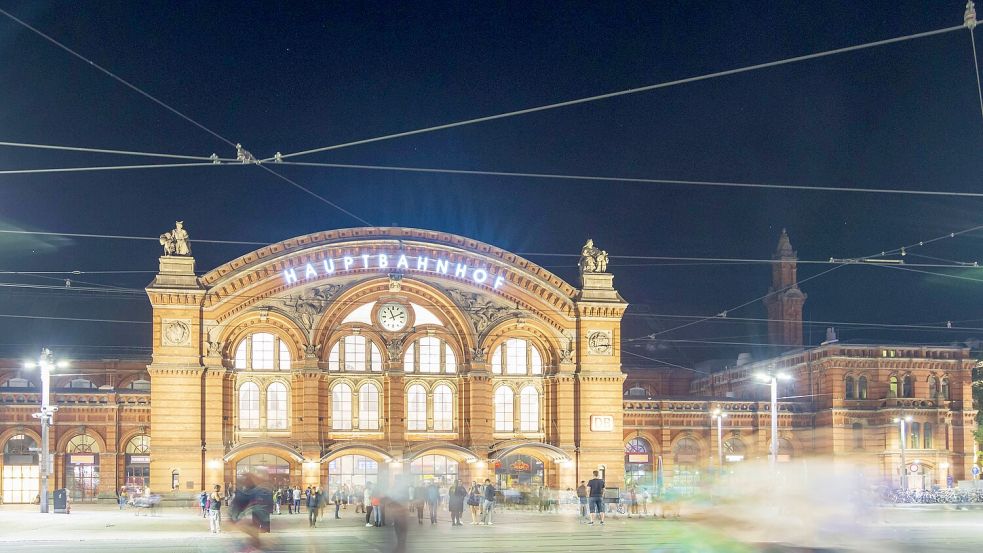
894 414 913 490
711 408 727 474
24 348 65 514
756 370 791 466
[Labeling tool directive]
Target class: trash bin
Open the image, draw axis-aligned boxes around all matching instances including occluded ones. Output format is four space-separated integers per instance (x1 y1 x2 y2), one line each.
53 489 68 513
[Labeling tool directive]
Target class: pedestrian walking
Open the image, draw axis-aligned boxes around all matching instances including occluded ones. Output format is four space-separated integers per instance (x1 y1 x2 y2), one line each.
273 489 282 515
355 485 365 514
308 487 322 527
449 480 467 526
199 489 208 517
333 487 343 519
208 484 224 534
118 486 128 511
481 479 496 525
467 481 482 524
293 486 302 514
286 486 293 514
577 481 588 520
587 470 605 525
410 484 424 524
628 486 638 518
364 483 375 527
425 481 440 524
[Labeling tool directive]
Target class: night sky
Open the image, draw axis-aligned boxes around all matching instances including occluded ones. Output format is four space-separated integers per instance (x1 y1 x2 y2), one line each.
0 1 981 366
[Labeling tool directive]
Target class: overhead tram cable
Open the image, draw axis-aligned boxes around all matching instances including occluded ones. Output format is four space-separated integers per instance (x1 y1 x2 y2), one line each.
268 23 970 161
0 7 371 227
272 160 983 199
0 141 237 162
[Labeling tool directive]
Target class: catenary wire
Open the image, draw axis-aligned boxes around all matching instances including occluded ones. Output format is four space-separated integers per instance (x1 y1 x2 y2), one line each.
0 141 236 162
0 162 221 175
0 8 371 226
271 24 967 161
275 160 983 199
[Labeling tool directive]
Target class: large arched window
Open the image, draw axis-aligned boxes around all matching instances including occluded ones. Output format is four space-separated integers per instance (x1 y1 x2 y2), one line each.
889 376 899 397
235 332 292 371
266 382 288 430
494 386 514 432
239 382 260 430
433 384 453 431
519 386 539 432
491 338 543 375
844 376 855 400
928 376 939 399
940 377 950 400
857 376 868 400
902 375 913 398
407 384 427 431
909 422 920 449
358 383 380 431
125 435 151 454
403 336 457 374
923 422 933 449
328 335 383 372
331 383 353 430
66 434 99 453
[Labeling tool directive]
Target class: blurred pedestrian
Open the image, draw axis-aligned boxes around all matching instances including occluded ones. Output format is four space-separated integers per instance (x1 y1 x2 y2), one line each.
308 487 322 527
449 480 467 526
467 481 481 524
208 484 224 534
425 481 440 524
481 479 496 525
292 486 301 514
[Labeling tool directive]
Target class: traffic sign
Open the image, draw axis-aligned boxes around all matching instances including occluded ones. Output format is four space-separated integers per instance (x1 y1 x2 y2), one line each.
908 463 919 473
972 466 980 476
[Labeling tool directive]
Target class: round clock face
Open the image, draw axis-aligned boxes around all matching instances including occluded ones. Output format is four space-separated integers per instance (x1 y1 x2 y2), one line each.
377 302 409 331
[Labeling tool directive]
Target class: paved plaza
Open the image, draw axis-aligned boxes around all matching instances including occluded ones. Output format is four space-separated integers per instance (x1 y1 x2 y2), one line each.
1 503 982 552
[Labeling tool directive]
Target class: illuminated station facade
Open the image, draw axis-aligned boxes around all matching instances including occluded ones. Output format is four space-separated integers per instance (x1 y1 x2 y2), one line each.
0 227 977 503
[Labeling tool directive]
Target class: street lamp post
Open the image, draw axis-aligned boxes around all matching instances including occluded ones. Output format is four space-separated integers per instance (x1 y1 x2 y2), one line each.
894 414 913 490
24 348 65 514
711 408 727 474
756 370 791 466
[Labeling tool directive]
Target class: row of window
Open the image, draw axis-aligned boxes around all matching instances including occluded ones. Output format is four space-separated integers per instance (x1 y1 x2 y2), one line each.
236 381 543 433
849 422 935 450
845 375 950 400
234 333 545 375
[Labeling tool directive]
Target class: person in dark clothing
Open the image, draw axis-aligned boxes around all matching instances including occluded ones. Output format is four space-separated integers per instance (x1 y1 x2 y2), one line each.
481 479 496 525
586 470 605 525
230 471 273 551
410 485 424 524
425 482 440 524
448 480 467 526
577 481 588 520
308 487 322 527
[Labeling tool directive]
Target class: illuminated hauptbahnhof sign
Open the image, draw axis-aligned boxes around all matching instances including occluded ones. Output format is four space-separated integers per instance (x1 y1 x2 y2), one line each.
283 252 507 289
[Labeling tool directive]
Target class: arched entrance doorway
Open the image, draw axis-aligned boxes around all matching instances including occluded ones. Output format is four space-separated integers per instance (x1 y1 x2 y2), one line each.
327 454 380 497
495 454 545 490
65 434 100 502
672 437 701 495
409 454 459 486
2 434 39 504
124 435 150 494
625 437 654 490
235 454 290 490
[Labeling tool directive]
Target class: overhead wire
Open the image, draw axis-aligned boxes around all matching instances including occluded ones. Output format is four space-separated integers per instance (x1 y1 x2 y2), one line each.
270 24 967 160
0 141 235 162
275 160 983 199
0 162 222 175
0 7 371 226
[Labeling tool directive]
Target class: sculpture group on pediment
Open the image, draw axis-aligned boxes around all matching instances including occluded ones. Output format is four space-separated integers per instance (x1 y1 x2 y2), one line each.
159 221 192 256
579 239 609 274
445 288 512 334
282 284 343 329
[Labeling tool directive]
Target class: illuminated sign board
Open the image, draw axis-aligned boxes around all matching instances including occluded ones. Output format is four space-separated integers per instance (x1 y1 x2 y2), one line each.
283 253 506 289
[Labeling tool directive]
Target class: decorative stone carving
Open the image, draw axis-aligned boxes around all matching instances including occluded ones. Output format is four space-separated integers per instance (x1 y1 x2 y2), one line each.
445 288 512 334
578 239 609 274
281 284 343 329
304 343 321 360
471 346 487 363
161 319 192 346
159 221 191 256
587 330 613 356
388 272 403 292
385 336 406 362
205 328 224 357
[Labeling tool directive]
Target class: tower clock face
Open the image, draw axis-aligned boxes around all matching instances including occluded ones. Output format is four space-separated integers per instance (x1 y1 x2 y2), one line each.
377 302 409 331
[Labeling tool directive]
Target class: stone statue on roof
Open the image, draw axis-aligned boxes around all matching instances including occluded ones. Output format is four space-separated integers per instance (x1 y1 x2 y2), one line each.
579 239 609 274
159 221 191 256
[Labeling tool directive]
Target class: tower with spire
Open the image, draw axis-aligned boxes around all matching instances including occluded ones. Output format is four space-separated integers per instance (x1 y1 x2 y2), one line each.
763 229 807 349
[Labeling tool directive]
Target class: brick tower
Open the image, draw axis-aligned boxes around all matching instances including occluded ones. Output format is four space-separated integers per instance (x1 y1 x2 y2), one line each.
763 229 807 349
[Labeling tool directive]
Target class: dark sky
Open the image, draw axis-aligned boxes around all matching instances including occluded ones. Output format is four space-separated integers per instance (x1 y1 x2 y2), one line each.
0 1 981 365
